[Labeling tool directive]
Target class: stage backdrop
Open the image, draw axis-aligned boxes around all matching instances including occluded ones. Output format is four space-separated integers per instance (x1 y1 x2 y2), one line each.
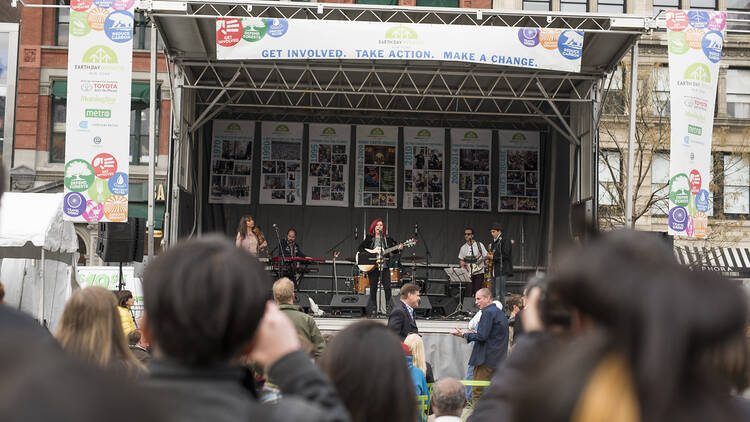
307 123 351 207
498 130 541 214
209 120 254 204
355 125 398 208
404 127 445 210
449 129 492 212
260 122 303 205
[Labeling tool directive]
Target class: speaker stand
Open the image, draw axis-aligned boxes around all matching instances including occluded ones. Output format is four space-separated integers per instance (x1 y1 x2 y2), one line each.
117 261 125 291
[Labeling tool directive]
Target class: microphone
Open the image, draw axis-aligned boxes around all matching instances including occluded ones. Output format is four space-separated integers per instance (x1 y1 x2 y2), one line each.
354 226 358 240
414 223 419 238
272 223 277 228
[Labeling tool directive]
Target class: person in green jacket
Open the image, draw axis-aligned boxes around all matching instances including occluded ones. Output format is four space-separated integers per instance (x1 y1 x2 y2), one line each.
273 278 326 359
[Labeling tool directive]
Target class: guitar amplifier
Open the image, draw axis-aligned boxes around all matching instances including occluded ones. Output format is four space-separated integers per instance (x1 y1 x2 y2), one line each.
329 294 370 317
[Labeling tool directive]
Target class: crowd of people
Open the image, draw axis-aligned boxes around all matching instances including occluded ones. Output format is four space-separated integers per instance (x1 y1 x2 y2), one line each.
1 160 749 422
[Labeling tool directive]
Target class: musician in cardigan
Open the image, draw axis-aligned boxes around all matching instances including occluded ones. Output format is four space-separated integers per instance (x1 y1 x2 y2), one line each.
357 219 403 316
274 228 308 287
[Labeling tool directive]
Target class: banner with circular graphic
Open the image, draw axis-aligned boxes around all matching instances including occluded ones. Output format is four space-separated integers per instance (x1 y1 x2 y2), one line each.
209 120 254 204
259 122 303 205
666 10 725 238
307 123 351 207
498 130 540 214
63 0 134 222
216 19 584 73
355 126 398 208
449 129 492 212
403 127 445 210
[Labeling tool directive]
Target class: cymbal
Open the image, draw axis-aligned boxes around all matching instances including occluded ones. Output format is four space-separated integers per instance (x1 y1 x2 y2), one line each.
401 255 426 261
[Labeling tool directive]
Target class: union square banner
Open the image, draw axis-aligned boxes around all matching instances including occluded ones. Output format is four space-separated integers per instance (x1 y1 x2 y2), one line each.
666 10 725 238
63 0 134 222
216 18 585 73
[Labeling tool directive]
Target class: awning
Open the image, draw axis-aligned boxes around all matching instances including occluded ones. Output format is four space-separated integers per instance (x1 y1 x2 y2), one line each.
128 203 165 230
51 81 155 103
674 246 750 274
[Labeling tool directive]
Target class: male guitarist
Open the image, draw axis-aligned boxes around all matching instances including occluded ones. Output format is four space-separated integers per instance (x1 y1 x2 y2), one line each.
487 222 513 309
357 219 403 316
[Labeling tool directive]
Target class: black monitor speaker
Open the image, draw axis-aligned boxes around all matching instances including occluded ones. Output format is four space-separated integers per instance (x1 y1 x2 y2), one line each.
96 218 145 263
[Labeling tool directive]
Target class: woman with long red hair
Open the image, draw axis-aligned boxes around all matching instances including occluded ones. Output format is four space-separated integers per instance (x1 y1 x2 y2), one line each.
357 219 403 316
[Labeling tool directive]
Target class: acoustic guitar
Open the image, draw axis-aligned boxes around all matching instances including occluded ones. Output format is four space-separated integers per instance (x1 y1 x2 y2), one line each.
356 238 417 273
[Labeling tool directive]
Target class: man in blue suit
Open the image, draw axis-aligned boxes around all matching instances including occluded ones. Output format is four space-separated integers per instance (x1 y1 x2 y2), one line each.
451 288 508 404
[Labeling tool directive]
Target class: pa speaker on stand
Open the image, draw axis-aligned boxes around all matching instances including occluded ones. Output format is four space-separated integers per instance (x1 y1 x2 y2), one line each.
96 218 145 291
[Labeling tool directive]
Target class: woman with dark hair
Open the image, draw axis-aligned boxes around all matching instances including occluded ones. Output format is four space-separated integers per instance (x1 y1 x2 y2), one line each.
319 321 417 422
357 219 403 316
117 290 136 336
235 215 267 257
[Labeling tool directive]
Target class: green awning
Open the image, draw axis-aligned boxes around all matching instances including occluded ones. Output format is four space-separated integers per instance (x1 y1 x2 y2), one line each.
128 203 165 230
357 0 398 4
415 0 459 6
51 81 155 103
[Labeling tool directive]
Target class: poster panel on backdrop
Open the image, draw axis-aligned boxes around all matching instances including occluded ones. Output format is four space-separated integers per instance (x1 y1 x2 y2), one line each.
216 18 585 73
498 130 540 214
666 10 725 239
63 0 134 222
260 122 303 205
355 125 398 208
403 127 445 210
449 129 492 212
209 120 254 204
307 123 351 207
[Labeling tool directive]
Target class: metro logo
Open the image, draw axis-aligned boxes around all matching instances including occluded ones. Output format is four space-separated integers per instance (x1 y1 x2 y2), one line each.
85 108 112 118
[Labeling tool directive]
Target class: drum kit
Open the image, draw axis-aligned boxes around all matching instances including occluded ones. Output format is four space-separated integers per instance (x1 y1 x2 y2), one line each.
351 255 426 293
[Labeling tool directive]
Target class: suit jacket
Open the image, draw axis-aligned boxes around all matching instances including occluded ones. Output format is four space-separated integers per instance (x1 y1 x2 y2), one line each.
388 300 418 340
489 236 513 277
465 303 508 368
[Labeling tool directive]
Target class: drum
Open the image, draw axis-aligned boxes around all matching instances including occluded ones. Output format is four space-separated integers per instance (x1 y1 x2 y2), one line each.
390 268 401 283
354 273 370 294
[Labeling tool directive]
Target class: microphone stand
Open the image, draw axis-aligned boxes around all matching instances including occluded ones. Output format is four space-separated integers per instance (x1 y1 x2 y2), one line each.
273 225 288 285
326 230 355 294
416 224 432 292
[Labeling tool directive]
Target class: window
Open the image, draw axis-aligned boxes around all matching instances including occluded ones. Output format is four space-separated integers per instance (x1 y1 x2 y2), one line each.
727 69 750 119
603 66 626 114
523 0 551 11
598 0 625 13
653 0 680 15
690 0 716 9
598 150 621 206
727 0 750 32
723 155 749 214
652 65 670 117
56 3 69 46
561 0 587 12
50 94 66 163
130 105 159 165
651 153 670 215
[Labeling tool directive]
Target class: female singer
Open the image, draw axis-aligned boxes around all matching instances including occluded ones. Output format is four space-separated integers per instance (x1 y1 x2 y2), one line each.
235 215 268 257
358 219 403 316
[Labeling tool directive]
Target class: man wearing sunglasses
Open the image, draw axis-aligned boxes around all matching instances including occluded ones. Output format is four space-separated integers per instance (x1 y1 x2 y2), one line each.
458 228 488 297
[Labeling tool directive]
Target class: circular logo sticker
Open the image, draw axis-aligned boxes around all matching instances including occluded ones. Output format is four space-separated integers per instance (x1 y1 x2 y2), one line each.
689 169 702 194
104 195 128 222
685 216 695 237
693 211 708 238
685 28 704 49
666 10 689 31
695 188 710 213
69 11 92 37
108 172 129 195
687 10 710 29
266 18 288 38
242 18 268 43
71 0 94 12
92 153 118 179
539 29 560 50
668 206 689 232
87 7 109 31
104 10 134 43
518 28 539 47
701 30 723 63
64 159 95 192
708 12 726 31
112 0 135 10
83 200 104 222
63 192 87 217
669 173 691 207
557 30 583 61
668 31 689 55
94 0 115 7
216 18 242 47
88 178 112 202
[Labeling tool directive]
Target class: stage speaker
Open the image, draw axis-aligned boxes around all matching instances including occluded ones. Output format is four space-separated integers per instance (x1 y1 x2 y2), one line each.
429 296 459 317
293 292 312 314
462 298 479 314
390 296 432 318
329 294 370 317
96 218 145 263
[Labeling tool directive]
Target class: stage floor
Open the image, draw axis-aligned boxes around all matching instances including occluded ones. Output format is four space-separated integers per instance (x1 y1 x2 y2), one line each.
314 316 472 334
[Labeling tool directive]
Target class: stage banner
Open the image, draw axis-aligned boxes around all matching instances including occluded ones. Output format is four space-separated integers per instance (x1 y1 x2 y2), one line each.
307 124 351 207
498 130 540 214
63 0 135 222
666 10 725 239
403 127 445 210
216 18 585 73
449 129 492 212
260 122 303 205
355 125 398 208
209 120 254 204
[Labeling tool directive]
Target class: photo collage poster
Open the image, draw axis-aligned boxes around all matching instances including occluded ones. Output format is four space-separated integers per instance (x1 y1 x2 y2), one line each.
209 120 254 204
498 130 540 213
260 122 303 205
449 129 492 211
307 123 351 207
355 125 398 208
403 127 445 210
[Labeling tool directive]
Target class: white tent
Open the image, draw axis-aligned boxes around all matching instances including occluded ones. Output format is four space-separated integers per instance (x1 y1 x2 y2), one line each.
0 192 79 331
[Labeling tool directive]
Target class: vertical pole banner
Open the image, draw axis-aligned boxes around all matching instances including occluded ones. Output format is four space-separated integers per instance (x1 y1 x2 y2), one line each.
666 11 725 238
209 120 254 204
307 124 351 207
63 0 134 222
498 130 540 213
260 122 303 205
449 129 492 211
355 126 398 208
403 127 445 210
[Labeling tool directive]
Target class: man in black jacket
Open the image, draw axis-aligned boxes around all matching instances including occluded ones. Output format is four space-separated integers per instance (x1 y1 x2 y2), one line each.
487 222 513 309
140 236 350 422
387 283 421 340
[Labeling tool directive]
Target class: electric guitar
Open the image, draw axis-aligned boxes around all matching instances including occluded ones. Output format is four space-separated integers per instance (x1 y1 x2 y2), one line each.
356 238 418 273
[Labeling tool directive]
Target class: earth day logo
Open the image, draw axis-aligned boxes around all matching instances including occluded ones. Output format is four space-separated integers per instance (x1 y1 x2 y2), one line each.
512 133 527 141
226 123 241 131
274 124 290 133
417 129 431 137
464 131 478 139
83 45 118 64
370 128 385 136
322 127 336 135
385 25 418 40
684 63 710 83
